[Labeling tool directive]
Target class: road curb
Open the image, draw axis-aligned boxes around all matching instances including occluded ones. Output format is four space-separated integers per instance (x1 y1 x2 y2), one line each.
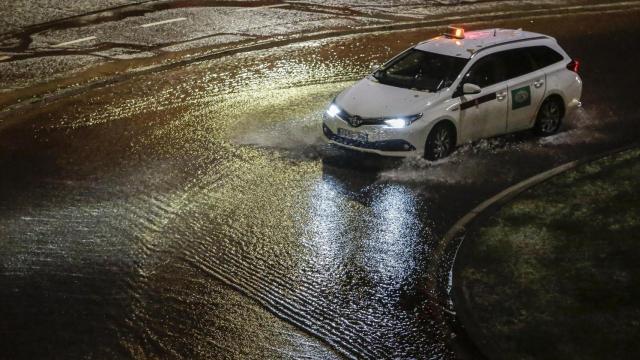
446 142 640 359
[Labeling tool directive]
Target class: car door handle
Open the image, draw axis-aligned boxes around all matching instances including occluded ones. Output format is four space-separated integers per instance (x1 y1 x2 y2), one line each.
534 80 545 88
496 91 507 101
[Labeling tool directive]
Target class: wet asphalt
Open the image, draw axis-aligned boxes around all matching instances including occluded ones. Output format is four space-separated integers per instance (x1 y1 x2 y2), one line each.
1 3 640 359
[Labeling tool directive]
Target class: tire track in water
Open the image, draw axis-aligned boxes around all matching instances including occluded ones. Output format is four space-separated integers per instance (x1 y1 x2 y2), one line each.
115 154 382 358
151 165 419 359
110 165 220 355
181 252 376 359
193 245 373 352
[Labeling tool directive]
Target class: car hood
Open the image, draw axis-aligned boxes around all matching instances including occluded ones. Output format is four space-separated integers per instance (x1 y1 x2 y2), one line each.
335 77 442 118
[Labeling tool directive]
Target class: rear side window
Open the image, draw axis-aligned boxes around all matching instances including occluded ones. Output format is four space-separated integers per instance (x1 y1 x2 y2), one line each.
499 48 537 79
528 46 564 69
464 45 564 87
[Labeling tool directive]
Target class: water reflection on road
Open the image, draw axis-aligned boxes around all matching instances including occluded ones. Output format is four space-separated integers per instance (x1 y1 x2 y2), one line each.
1 8 640 360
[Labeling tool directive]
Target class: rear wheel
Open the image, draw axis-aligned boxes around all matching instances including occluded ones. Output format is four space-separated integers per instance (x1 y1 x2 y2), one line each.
424 123 455 161
535 97 564 135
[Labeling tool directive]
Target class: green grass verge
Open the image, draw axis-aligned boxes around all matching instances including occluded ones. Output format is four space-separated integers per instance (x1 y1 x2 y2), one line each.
458 148 640 360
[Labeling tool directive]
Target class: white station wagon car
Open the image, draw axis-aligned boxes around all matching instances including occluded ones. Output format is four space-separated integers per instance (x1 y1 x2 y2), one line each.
323 27 582 160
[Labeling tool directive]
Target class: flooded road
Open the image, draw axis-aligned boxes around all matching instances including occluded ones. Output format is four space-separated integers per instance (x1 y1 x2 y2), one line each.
1 3 640 359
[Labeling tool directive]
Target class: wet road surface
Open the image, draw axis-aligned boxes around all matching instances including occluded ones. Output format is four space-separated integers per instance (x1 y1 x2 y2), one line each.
2 1 630 105
2 3 640 359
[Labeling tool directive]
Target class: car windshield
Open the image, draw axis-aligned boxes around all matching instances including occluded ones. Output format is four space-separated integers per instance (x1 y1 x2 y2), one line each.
373 49 468 92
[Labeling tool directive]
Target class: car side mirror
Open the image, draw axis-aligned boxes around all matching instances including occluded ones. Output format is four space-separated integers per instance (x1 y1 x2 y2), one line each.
463 83 482 95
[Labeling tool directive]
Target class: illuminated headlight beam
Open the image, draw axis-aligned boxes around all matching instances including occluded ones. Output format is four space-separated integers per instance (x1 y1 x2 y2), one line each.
327 104 340 118
384 113 422 128
384 118 408 128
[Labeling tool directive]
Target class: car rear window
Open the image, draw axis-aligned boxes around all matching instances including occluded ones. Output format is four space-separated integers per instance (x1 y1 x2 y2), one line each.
528 46 564 69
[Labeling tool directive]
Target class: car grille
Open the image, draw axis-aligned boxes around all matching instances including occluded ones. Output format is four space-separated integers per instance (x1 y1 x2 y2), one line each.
337 109 384 128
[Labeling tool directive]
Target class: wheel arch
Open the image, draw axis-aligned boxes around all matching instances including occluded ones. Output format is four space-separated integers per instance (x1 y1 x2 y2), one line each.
534 92 566 135
422 117 458 157
538 91 566 119
430 118 458 145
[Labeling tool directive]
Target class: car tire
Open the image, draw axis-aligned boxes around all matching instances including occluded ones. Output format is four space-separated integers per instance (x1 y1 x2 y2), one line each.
534 96 564 135
424 122 455 161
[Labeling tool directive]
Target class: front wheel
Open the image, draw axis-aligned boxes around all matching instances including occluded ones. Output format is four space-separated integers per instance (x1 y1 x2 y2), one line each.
424 123 455 161
534 97 564 135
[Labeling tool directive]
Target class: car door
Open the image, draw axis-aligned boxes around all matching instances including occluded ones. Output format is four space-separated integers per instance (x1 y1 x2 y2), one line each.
458 52 509 142
501 47 547 132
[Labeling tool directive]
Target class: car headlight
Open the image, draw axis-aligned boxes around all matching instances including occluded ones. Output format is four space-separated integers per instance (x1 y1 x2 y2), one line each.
327 104 341 118
384 113 423 128
384 118 408 128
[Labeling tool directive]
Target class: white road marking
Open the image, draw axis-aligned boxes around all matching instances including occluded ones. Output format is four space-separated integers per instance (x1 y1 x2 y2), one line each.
140 17 187 28
52 36 97 47
235 4 288 11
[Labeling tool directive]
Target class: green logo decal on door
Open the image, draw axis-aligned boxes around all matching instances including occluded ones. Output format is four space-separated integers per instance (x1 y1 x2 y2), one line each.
511 86 531 110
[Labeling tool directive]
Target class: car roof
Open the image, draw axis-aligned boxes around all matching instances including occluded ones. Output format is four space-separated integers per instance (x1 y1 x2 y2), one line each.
414 28 551 59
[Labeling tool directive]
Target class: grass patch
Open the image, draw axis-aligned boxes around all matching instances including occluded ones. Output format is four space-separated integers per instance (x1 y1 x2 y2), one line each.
459 148 640 360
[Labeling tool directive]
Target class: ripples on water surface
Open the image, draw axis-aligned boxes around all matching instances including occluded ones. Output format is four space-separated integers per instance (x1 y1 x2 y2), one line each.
3 5 639 358
0 30 458 358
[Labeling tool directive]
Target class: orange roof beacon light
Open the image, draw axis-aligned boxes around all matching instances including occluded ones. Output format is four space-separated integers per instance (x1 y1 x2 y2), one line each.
443 26 465 40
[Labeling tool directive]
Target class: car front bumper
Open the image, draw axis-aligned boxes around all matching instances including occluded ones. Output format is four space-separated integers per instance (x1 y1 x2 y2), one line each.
322 114 426 157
